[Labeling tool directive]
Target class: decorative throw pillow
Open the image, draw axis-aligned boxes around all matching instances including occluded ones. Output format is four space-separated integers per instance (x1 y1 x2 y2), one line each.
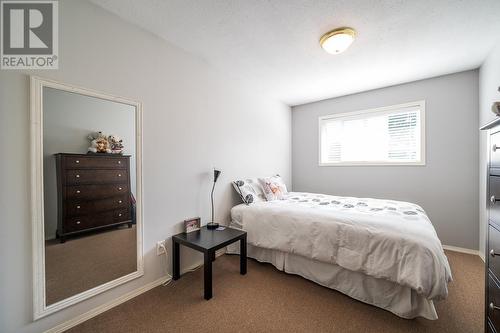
232 178 266 205
258 175 288 201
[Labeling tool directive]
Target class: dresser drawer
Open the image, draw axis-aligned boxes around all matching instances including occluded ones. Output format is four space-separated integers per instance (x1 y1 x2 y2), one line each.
64 209 131 232
490 176 500 224
65 195 130 216
65 184 129 200
66 169 128 185
63 155 127 169
489 275 500 331
492 131 500 169
490 225 500 279
64 216 93 232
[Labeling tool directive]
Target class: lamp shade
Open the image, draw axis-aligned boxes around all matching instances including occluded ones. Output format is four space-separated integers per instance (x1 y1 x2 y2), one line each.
214 169 221 182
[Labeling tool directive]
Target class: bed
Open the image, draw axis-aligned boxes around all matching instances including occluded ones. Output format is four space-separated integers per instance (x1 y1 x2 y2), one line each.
227 191 452 320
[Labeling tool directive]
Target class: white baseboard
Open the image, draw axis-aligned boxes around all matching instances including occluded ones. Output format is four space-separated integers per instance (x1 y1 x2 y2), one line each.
442 244 480 257
45 276 167 333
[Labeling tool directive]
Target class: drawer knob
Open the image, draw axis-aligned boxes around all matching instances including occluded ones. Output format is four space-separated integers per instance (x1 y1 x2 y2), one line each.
118 174 122 177
491 249 499 257
494 144 499 152
118 213 122 217
76 221 81 225
76 174 80 178
118 161 121 164
491 195 497 204
76 205 81 209
75 160 80 164
118 187 122 191
118 200 123 204
490 302 500 311
76 190 81 194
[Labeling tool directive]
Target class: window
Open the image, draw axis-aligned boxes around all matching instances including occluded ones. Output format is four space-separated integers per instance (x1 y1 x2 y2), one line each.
319 101 425 166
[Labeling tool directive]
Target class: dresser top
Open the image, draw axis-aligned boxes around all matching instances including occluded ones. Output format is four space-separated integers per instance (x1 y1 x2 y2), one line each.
480 117 500 130
54 153 131 158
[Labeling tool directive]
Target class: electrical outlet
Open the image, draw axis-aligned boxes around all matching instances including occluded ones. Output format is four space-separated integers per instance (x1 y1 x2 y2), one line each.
156 240 166 255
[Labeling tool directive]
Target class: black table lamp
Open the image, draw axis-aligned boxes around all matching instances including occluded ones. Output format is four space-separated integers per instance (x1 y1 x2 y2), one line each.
207 169 221 229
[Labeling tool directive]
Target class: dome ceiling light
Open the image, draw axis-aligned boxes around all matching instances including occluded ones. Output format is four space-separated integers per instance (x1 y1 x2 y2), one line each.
320 27 356 55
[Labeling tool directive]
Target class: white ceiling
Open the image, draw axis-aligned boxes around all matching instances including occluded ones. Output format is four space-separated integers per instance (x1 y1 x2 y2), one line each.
92 0 500 106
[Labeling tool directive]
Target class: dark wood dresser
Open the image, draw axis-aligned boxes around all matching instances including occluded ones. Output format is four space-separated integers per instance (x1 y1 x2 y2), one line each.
55 153 132 242
483 121 500 333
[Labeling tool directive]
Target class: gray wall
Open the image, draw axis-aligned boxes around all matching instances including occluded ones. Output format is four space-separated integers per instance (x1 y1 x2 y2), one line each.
43 87 137 240
292 70 479 250
0 1 291 332
479 42 500 258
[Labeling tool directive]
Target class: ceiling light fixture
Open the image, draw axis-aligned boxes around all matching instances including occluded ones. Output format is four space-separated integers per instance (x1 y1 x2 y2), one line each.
320 27 356 55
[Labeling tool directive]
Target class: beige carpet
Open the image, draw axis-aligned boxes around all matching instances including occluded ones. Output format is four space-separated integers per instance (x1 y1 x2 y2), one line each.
45 225 137 305
68 250 483 333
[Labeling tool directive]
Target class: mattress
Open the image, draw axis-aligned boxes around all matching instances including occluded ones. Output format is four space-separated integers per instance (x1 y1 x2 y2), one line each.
228 191 452 319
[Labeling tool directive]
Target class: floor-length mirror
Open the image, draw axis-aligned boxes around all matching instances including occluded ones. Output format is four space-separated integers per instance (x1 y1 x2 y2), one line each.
31 77 143 319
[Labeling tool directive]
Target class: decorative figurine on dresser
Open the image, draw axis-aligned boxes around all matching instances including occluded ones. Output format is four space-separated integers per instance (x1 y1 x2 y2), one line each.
481 105 500 333
54 132 132 243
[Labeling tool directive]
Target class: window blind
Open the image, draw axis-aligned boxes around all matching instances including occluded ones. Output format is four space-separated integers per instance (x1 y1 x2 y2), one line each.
319 102 424 165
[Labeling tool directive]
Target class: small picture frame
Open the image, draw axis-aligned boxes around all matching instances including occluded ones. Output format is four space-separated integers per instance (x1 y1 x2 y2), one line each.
184 217 201 233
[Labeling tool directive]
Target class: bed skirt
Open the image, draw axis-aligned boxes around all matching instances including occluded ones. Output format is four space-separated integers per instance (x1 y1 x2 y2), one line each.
226 243 438 320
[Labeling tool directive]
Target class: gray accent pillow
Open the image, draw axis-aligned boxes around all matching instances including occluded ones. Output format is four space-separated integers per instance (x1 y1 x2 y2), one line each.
232 178 266 205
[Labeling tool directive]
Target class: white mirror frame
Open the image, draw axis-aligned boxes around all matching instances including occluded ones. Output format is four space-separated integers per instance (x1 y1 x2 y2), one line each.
30 76 144 320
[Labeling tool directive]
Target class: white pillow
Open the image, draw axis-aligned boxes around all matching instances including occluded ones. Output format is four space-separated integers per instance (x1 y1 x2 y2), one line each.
258 175 288 201
232 178 266 204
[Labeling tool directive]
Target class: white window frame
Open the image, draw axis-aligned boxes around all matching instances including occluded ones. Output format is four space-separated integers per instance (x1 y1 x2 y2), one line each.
318 100 426 167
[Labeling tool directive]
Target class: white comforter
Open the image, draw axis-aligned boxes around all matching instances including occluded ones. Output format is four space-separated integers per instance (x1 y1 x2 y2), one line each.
231 192 452 300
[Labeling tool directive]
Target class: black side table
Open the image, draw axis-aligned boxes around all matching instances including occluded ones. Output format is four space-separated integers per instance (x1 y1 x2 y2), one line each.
172 226 247 300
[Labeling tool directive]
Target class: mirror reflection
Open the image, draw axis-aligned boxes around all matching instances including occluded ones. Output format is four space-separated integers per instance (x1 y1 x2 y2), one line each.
42 87 138 305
